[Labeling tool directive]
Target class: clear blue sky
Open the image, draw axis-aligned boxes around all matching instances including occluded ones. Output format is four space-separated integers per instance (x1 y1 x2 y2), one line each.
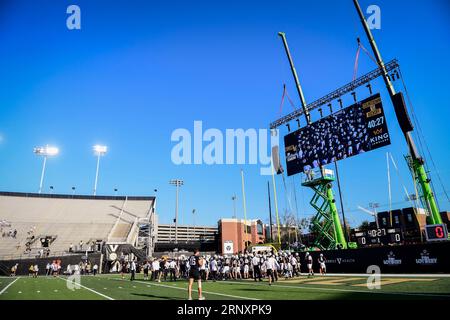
0 0 449 228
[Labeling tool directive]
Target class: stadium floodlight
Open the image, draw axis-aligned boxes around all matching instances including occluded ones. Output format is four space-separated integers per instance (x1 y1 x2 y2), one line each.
192 209 196 240
169 179 184 243
93 145 107 154
34 145 59 194
93 145 107 196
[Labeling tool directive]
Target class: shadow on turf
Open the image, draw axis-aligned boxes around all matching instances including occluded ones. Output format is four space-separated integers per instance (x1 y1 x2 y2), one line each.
131 293 181 300
235 288 270 292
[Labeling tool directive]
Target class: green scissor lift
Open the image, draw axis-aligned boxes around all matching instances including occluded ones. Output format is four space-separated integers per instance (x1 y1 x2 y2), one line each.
302 169 347 250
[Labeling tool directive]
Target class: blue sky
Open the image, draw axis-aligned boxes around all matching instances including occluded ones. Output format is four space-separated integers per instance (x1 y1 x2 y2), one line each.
0 0 449 228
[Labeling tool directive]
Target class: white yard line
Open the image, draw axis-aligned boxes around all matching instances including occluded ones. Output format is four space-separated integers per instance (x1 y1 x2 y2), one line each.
0 277 20 295
108 277 259 300
219 280 450 298
57 277 115 300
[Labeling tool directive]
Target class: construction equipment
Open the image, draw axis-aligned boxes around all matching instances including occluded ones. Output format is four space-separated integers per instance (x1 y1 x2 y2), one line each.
352 0 442 225
302 168 347 250
277 32 347 249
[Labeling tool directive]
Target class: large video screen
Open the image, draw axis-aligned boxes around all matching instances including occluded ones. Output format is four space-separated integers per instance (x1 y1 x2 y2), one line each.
284 94 391 176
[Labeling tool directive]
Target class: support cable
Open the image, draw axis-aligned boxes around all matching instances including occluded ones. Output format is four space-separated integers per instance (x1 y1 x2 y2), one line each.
398 69 449 204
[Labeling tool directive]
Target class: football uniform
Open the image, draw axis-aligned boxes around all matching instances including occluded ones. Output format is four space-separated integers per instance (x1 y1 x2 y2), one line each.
188 255 201 280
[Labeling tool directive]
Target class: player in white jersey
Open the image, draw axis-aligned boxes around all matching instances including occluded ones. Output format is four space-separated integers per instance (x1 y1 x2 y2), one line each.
209 257 218 281
318 254 326 275
265 255 276 285
306 252 314 277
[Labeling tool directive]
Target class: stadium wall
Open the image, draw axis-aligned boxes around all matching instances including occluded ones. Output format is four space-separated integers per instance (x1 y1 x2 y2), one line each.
0 253 101 276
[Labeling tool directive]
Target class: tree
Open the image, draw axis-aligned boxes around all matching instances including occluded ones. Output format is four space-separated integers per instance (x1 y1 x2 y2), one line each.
298 217 314 234
357 220 370 229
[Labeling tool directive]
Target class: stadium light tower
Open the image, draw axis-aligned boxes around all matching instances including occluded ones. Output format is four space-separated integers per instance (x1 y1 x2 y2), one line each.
192 209 196 241
169 179 184 243
33 145 59 194
93 145 107 196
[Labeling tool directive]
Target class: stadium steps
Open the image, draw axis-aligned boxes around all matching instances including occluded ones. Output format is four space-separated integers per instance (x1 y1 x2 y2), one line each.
107 222 132 242
0 193 153 260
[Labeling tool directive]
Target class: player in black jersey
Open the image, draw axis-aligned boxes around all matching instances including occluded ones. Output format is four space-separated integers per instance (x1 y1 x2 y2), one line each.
188 249 205 300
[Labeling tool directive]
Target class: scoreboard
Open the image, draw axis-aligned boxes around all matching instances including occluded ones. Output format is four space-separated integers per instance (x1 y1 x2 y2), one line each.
284 94 391 176
425 224 449 242
353 228 403 247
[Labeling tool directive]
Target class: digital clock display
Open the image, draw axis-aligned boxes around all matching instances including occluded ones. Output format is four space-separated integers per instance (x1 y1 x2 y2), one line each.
354 228 402 246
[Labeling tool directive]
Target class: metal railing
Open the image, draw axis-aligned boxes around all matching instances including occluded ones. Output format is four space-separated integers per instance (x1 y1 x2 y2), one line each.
270 59 399 129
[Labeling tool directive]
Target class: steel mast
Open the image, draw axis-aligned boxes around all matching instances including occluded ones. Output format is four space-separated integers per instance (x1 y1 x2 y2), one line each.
278 32 311 125
353 0 442 225
278 32 347 249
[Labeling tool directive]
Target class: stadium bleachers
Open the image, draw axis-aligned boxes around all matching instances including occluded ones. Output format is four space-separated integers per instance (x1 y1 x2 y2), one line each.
0 192 155 260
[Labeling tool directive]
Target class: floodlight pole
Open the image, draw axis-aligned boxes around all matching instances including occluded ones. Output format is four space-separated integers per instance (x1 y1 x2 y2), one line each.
353 0 442 225
38 156 47 194
369 203 380 229
169 179 184 243
278 32 311 125
176 183 179 243
35 145 58 194
192 209 196 241
93 153 101 196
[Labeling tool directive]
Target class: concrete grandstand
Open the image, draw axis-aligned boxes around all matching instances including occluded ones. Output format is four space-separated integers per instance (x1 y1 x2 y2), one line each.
0 191 155 260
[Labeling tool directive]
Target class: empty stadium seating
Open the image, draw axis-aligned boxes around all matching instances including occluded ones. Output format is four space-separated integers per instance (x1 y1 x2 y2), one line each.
0 192 155 260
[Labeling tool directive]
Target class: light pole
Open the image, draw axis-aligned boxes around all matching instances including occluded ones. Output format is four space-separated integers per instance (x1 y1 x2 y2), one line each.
93 145 107 196
169 179 184 243
147 188 157 258
369 202 380 229
192 209 196 241
231 195 237 219
34 145 59 194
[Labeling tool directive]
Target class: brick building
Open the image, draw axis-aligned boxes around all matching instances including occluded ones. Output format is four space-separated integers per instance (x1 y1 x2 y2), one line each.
218 218 266 254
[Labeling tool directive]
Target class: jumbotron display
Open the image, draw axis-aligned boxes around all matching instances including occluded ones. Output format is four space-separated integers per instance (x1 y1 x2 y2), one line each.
284 94 391 176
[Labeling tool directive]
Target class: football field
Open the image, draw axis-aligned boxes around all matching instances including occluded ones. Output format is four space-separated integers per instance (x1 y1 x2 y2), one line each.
1 274 450 300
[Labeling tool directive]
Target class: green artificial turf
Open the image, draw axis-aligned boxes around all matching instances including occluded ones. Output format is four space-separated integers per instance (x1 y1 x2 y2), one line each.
1 274 449 300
